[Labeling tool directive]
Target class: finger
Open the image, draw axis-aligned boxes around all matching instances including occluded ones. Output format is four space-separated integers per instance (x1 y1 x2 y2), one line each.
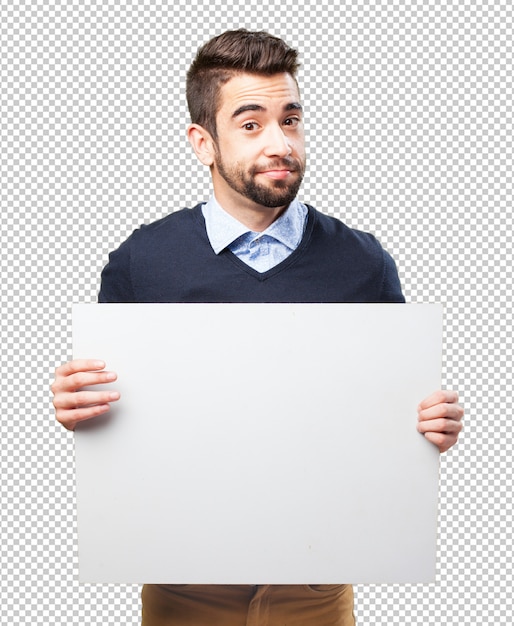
53 389 120 411
67 370 118 392
56 403 113 431
418 402 464 422
417 417 464 435
423 431 459 454
418 389 459 411
51 369 117 394
55 359 107 377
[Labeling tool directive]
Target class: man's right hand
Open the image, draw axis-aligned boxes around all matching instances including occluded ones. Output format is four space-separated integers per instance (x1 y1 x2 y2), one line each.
51 359 120 431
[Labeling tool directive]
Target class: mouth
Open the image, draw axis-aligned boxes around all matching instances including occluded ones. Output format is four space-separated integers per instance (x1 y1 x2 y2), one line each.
257 169 295 180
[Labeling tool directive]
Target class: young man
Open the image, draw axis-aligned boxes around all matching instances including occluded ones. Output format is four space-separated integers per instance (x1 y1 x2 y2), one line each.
51 29 464 626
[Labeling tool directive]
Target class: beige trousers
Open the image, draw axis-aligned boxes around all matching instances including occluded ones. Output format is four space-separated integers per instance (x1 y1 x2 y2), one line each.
141 583 355 626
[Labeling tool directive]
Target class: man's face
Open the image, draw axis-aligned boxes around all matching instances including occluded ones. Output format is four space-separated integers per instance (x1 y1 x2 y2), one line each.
211 72 306 217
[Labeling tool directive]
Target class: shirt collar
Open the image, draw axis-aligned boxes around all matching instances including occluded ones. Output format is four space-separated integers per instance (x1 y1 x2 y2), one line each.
202 194 307 255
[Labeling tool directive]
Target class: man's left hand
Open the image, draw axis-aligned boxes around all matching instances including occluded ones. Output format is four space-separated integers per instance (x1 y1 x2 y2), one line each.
417 390 464 453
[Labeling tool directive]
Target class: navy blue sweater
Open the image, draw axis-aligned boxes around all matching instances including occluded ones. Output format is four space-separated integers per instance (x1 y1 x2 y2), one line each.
98 204 405 303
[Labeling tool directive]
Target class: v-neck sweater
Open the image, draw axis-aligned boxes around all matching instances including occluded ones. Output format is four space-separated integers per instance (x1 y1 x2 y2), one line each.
98 204 405 304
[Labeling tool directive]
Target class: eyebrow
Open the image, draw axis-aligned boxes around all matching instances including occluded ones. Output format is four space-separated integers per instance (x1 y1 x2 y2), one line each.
231 102 303 118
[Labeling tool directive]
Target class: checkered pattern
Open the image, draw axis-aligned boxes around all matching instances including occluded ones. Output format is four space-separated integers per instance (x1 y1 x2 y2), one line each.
1 1 512 624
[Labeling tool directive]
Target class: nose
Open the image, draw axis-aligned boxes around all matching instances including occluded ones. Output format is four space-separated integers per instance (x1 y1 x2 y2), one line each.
263 124 292 158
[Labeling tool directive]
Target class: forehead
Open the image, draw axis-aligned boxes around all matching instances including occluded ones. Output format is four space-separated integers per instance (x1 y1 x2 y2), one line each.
217 72 301 116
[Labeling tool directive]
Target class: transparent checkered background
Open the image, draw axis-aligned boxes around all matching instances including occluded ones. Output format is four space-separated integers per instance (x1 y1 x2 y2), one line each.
1 0 512 624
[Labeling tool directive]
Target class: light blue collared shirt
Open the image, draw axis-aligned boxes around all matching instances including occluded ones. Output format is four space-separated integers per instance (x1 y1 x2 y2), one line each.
202 195 308 273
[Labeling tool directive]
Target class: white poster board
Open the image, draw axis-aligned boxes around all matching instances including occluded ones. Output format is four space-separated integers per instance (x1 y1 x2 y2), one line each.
73 303 442 584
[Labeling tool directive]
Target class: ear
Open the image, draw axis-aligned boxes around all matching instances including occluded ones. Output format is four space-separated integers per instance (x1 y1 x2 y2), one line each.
187 124 216 167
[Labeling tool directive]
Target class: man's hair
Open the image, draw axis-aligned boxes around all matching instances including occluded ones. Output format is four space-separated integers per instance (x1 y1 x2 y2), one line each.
186 29 300 140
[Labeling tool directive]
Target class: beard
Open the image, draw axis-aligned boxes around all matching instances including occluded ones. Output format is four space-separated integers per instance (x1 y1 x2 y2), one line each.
214 152 305 209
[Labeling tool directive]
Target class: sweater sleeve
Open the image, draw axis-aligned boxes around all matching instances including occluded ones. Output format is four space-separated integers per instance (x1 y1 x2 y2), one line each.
98 234 137 303
379 248 406 303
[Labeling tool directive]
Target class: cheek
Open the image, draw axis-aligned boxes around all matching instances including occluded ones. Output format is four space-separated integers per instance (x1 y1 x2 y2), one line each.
292 132 306 157
218 136 254 164
295 143 307 167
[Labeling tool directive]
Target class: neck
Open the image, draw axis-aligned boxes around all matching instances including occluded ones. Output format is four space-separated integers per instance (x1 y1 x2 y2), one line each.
225 204 287 232
212 191 288 232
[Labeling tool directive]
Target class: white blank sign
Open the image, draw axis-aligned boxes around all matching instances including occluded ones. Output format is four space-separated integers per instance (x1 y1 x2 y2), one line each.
73 303 442 584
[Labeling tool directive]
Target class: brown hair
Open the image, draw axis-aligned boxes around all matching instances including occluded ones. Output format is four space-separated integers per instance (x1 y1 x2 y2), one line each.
186 29 300 139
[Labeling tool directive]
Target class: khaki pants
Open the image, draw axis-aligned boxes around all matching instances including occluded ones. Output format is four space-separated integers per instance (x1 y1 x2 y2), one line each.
141 583 355 626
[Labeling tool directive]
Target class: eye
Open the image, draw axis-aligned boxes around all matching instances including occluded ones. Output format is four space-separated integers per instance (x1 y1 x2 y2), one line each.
242 122 259 131
283 116 301 127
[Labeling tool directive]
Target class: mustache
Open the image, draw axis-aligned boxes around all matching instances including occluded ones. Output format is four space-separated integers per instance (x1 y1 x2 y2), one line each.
252 157 303 174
